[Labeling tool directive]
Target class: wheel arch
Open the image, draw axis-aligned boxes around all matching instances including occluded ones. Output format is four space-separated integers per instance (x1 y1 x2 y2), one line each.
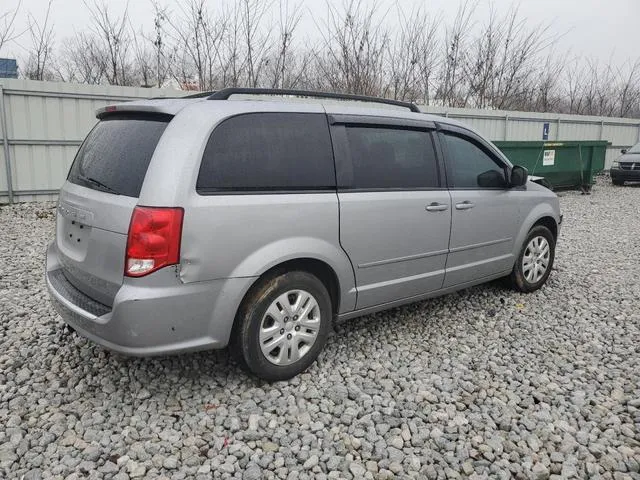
510 213 558 292
228 257 345 354
532 215 558 240
226 237 356 312
513 204 560 261
250 258 342 316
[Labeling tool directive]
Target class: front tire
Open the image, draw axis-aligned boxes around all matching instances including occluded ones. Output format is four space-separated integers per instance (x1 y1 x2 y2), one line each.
612 178 624 186
510 225 556 293
230 271 332 381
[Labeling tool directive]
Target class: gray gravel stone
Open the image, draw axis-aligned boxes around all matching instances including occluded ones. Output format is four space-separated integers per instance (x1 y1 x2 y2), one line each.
349 462 366 477
243 464 262 480
550 452 564 463
163 456 179 469
303 455 318 469
99 461 119 474
389 436 403 449
532 462 550 480
22 469 42 480
127 460 146 478
1 180 639 479
326 456 341 470
262 442 279 453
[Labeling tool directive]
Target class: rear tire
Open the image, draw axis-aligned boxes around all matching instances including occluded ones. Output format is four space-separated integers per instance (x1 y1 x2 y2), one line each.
510 225 556 293
230 271 332 381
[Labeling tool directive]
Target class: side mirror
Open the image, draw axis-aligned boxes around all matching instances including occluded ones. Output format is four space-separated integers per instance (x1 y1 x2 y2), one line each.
510 165 528 187
621 149 627 154
477 169 507 188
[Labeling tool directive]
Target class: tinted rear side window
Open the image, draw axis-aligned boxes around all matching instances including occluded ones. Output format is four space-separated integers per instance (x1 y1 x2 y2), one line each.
68 114 171 197
344 127 439 189
196 113 335 193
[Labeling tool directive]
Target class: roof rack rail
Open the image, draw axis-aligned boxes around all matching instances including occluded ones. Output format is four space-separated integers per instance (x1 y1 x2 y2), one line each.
206 87 421 113
185 91 217 99
148 91 213 100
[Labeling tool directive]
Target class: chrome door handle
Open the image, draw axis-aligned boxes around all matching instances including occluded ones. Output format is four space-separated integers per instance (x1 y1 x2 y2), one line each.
455 201 475 210
425 202 448 212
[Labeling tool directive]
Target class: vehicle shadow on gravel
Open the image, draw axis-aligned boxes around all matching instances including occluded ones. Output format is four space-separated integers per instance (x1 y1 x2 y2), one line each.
55 328 263 395
56 279 522 390
50 263 558 403
333 274 539 331
140 286 541 387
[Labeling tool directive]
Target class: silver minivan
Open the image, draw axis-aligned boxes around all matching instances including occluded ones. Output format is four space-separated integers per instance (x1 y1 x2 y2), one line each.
46 88 562 380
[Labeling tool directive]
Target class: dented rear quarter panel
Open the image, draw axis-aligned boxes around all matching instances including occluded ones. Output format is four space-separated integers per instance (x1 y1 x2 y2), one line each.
136 100 357 314
180 191 357 315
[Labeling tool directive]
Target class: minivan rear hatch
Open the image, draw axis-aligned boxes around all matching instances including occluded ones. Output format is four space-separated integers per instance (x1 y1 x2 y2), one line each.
56 113 171 306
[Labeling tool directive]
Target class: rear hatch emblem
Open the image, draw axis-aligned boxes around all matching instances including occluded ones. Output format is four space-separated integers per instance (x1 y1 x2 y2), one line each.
58 203 94 224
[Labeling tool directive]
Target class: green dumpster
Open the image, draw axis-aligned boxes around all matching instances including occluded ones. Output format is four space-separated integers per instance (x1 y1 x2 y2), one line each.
492 140 609 191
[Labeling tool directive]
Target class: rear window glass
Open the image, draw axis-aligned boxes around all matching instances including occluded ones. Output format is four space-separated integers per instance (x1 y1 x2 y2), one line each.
68 114 171 197
196 113 335 193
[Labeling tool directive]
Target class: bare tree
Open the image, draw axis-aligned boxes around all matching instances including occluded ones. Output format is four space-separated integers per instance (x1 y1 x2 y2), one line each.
219 0 243 87
23 0 55 80
614 60 640 118
0 1 22 53
130 25 154 87
314 0 389 96
436 0 476 106
10 0 640 119
166 0 288 90
84 0 132 85
166 0 226 90
575 59 617 116
492 7 554 110
463 4 499 108
240 0 273 87
564 57 585 114
268 0 304 88
55 33 106 84
530 52 565 113
386 5 439 103
149 1 174 87
558 57 640 117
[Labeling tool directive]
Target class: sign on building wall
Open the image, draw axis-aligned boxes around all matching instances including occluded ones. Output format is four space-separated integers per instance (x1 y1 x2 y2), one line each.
542 122 550 140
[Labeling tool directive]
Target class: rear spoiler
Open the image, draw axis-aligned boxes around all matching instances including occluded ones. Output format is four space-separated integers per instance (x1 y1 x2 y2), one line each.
95 97 200 119
96 104 170 119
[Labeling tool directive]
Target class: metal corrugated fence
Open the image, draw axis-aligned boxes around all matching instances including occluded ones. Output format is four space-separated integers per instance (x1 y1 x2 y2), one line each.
0 79 183 203
420 105 640 170
1 78 640 203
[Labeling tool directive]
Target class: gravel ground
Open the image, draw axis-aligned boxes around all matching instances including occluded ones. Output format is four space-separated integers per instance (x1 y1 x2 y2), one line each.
1 177 639 480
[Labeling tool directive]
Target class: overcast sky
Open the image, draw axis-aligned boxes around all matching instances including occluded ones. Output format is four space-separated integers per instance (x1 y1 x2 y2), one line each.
2 0 639 67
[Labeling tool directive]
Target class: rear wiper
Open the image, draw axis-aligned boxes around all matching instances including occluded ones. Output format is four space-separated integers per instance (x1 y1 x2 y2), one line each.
78 175 119 195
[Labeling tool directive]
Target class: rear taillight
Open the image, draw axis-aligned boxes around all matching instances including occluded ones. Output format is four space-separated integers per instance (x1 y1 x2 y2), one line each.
125 206 184 277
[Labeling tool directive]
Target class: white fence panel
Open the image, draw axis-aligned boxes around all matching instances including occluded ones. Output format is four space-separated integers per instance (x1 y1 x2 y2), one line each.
2 79 640 203
0 78 183 203
420 105 640 170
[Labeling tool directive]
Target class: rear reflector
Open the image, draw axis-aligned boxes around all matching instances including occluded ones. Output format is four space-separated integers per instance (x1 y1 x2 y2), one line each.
125 206 184 277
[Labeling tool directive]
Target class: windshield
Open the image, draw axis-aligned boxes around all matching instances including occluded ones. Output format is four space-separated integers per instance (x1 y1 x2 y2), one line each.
627 142 640 154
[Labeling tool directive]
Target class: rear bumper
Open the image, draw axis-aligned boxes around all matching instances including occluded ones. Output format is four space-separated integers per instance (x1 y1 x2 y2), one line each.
610 168 640 182
46 241 255 356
